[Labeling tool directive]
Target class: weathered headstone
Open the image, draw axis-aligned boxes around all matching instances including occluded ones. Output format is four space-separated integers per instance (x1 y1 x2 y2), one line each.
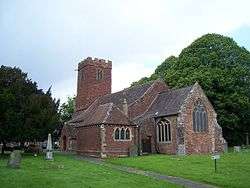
234 146 241 152
177 145 186 155
223 140 228 153
129 145 138 157
7 150 22 168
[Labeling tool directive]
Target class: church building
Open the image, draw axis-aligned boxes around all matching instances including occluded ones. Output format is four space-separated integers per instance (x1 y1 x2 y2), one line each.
60 57 226 158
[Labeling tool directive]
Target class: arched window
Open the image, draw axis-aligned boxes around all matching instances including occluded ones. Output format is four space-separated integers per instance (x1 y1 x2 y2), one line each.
125 128 130 139
114 127 131 141
193 100 208 132
115 128 120 140
157 119 171 143
120 128 125 140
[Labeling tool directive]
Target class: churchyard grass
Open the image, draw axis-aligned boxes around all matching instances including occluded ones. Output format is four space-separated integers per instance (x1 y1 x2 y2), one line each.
107 149 250 188
0 153 180 188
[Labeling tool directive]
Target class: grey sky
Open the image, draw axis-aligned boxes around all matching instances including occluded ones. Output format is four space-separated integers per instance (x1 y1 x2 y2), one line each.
1 0 250 103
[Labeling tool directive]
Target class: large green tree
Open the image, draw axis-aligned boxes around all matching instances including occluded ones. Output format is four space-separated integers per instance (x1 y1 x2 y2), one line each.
132 34 250 145
59 96 75 123
0 66 60 153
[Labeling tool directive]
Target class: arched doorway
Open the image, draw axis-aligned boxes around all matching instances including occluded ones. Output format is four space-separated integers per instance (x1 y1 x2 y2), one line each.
62 135 67 151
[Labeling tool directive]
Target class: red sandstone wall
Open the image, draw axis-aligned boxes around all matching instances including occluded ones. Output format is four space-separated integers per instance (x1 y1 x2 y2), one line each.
76 125 101 157
60 126 69 151
60 125 76 152
104 125 137 157
139 118 156 153
139 115 177 155
129 80 168 119
179 84 222 154
156 115 178 154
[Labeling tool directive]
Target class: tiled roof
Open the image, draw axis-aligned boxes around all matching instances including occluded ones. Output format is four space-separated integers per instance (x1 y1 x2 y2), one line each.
70 102 132 126
99 81 153 108
69 80 163 126
138 85 193 119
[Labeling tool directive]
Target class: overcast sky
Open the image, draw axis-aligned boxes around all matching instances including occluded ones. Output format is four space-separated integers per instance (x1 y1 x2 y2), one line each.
1 0 250 103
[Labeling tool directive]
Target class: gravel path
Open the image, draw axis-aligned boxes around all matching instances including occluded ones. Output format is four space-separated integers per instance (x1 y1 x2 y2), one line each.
75 155 217 188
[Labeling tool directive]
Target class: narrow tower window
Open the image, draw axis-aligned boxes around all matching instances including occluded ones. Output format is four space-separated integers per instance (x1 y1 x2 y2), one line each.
96 69 103 80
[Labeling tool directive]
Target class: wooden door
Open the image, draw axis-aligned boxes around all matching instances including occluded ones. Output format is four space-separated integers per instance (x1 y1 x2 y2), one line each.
142 136 151 153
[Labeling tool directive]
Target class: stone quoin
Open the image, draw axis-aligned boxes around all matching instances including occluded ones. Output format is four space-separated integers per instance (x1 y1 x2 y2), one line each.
60 57 226 158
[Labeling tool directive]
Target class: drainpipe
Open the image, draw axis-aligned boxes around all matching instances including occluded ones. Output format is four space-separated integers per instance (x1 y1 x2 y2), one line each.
138 124 142 156
154 118 160 153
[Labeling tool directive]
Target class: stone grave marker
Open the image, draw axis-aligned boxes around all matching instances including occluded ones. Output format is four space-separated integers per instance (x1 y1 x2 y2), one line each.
234 146 241 152
129 145 138 157
7 150 22 168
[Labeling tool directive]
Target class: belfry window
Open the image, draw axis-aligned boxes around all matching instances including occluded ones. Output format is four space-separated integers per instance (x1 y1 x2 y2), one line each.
157 119 171 143
193 100 208 132
97 69 103 80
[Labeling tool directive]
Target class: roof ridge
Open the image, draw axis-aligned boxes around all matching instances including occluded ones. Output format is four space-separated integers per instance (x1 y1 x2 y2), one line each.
101 80 154 98
158 85 194 95
128 79 165 108
132 91 160 121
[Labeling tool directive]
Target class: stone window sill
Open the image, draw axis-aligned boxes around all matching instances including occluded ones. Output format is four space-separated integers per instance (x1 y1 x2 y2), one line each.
158 141 172 144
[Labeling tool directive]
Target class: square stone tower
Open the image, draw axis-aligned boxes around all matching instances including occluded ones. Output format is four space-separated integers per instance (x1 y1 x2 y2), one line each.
75 57 112 111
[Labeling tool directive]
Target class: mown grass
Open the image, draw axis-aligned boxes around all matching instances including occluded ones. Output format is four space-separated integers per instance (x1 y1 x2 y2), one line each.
107 150 250 188
0 153 180 188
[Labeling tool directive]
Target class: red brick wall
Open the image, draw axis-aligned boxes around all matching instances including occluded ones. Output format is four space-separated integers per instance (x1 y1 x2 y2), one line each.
104 125 137 157
129 80 168 119
76 57 112 111
76 125 101 157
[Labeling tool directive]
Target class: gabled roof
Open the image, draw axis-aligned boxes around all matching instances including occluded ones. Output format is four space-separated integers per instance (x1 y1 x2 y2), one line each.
137 85 193 119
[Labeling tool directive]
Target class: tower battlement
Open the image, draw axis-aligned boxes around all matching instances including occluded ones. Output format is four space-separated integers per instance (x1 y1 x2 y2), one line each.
78 57 112 70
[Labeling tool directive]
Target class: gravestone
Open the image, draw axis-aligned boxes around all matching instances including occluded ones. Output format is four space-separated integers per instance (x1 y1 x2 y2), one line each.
177 144 186 155
223 141 228 153
7 150 22 168
234 146 241 152
129 145 138 157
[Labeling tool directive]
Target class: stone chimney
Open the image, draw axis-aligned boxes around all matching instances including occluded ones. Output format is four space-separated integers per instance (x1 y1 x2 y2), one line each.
122 98 128 116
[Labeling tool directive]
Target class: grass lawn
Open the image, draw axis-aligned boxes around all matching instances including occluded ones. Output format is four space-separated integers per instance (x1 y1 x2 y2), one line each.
107 150 250 188
0 153 180 188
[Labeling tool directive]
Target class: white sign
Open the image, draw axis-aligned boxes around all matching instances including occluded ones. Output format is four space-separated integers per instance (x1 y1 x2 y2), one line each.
211 154 220 160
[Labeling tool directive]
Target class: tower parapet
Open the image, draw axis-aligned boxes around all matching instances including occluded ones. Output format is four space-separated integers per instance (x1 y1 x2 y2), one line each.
78 57 112 70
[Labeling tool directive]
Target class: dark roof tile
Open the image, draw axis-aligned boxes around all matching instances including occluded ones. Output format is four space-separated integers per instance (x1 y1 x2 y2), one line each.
138 85 193 119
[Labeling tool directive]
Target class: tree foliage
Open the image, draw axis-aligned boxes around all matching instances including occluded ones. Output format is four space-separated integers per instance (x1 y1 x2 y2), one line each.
132 34 250 145
0 66 60 151
59 96 75 123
